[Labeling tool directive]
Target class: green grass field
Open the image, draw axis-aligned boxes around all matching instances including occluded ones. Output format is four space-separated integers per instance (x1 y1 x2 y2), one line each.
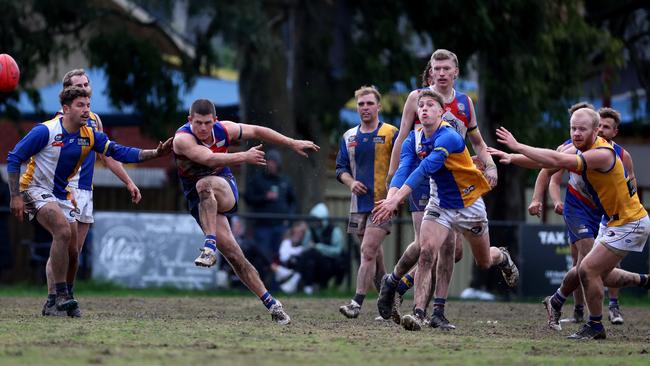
1 286 649 365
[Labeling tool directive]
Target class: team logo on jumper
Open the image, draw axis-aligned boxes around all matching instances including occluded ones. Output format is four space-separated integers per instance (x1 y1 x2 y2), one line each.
373 136 386 144
347 136 357 148
54 134 64 141
458 103 465 111
77 137 90 146
52 134 64 147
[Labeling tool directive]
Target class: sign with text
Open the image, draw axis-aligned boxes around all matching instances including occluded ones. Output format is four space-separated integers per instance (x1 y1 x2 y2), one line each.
519 224 649 297
91 212 215 289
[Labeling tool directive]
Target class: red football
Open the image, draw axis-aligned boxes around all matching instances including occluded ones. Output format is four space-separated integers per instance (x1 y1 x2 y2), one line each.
0 54 20 92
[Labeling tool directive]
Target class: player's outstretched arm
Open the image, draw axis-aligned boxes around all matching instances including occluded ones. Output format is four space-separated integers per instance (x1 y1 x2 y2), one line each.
173 132 266 168
466 98 497 188
228 121 319 158
494 127 576 170
387 90 419 187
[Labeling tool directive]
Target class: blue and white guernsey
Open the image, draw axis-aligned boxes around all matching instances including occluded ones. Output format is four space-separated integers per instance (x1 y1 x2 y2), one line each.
7 117 142 200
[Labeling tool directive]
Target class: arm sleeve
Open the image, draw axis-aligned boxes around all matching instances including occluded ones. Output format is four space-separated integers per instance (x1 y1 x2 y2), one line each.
404 131 462 189
93 131 141 163
7 125 50 173
335 137 351 182
390 132 419 188
314 227 344 257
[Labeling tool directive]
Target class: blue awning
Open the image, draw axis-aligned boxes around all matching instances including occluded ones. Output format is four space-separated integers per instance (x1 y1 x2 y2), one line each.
17 68 239 123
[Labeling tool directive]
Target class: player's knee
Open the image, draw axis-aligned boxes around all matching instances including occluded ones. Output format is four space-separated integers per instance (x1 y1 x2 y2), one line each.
418 247 435 267
360 244 378 262
54 225 72 244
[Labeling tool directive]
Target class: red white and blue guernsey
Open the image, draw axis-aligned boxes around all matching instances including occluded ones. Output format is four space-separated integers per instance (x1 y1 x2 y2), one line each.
173 121 239 222
6 116 142 200
405 87 474 212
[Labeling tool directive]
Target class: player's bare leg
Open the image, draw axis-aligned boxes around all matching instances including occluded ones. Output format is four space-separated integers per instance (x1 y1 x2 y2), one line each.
402 219 448 331
37 203 78 314
543 237 592 330
194 176 232 267
430 231 458 330
340 227 387 318
607 272 623 325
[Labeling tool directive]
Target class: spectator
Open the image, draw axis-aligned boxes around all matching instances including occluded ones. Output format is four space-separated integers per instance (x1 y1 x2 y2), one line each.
273 221 308 294
244 149 297 270
299 203 346 294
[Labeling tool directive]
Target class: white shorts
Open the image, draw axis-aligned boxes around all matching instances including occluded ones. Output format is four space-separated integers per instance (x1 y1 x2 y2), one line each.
21 187 79 223
596 215 650 253
69 187 94 223
423 197 489 237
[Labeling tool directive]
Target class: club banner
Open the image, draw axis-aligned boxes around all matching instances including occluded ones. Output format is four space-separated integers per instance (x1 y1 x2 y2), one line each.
91 212 215 289
519 224 649 297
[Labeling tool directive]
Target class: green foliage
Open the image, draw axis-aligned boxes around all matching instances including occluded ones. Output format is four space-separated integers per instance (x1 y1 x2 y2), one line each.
87 32 186 138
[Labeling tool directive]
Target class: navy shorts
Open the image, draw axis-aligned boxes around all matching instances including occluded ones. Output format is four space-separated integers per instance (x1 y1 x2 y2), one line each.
187 174 239 226
563 195 601 244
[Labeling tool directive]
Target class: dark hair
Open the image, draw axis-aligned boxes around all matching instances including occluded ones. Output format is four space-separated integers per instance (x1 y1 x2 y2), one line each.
421 60 432 87
567 101 595 115
62 69 87 88
190 99 216 117
417 89 445 108
598 107 621 129
59 86 90 106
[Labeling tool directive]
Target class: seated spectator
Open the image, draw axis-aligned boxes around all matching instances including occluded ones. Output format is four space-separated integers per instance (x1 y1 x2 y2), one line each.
298 203 346 294
273 221 307 294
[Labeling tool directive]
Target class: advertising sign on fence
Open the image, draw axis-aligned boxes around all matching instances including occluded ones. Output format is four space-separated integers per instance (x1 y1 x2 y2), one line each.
519 224 649 297
91 212 214 289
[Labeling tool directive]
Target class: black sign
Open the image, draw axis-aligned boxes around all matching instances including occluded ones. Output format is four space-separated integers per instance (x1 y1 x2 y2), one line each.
519 224 649 297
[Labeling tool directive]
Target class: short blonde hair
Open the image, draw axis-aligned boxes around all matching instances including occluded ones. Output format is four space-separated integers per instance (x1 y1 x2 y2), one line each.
430 49 458 68
354 85 381 103
572 108 600 129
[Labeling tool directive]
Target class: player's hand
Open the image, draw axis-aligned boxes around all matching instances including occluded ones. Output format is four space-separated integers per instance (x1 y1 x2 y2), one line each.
553 201 564 215
495 127 520 151
349 181 367 196
10 195 24 222
372 198 397 224
528 200 542 217
127 183 142 204
487 147 512 165
290 139 320 158
245 144 267 166
154 137 174 157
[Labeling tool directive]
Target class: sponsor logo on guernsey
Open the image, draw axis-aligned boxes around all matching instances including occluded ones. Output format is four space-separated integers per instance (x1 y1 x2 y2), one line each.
52 134 64 147
462 185 476 195
372 136 386 144
77 137 90 146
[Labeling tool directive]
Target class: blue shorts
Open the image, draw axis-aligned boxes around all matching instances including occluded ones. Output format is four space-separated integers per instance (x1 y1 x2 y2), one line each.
563 195 601 244
186 174 239 226
408 183 430 212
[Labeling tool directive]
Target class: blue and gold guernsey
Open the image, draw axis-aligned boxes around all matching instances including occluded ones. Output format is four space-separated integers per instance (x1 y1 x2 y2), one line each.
336 122 398 213
573 136 646 227
407 88 474 212
173 121 237 215
6 117 142 200
68 111 100 190
393 122 490 209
